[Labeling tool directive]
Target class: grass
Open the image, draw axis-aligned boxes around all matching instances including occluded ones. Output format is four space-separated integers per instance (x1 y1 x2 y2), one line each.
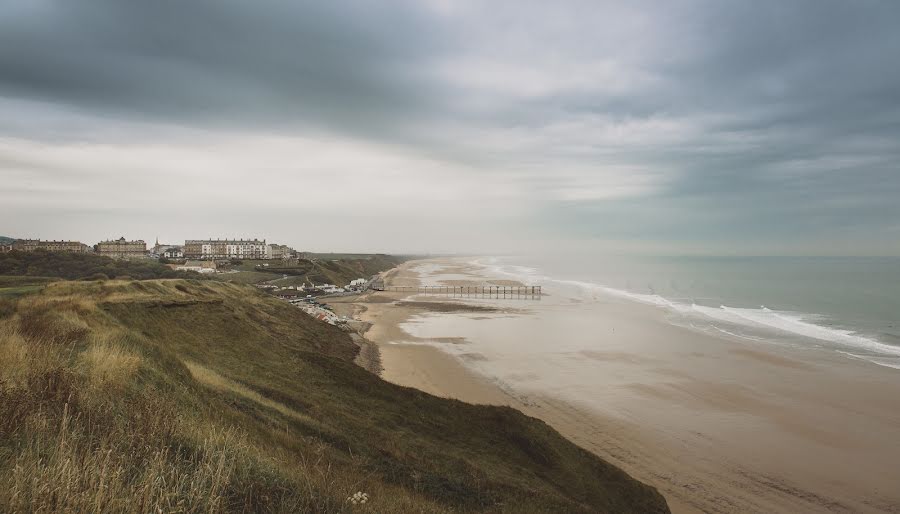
219 271 282 285
0 276 61 287
0 276 60 301
218 255 404 286
0 285 45 299
305 253 413 260
0 251 204 281
0 278 668 513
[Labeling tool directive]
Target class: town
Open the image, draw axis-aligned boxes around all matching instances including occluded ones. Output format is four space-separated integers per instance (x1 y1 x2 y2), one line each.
0 236 298 261
0 236 396 327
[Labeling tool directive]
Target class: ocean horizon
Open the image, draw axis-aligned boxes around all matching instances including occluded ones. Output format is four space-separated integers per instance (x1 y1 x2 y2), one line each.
474 254 900 370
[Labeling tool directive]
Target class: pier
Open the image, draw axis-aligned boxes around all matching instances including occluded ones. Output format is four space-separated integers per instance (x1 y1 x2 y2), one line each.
373 284 541 299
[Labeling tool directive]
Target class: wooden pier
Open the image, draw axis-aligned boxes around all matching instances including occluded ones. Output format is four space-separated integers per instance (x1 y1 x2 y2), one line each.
373 284 541 299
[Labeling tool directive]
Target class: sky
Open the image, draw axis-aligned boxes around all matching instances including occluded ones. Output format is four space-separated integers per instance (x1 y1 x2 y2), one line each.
1 0 899 255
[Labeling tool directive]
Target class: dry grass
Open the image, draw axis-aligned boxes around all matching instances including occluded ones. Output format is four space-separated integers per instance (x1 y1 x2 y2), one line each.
80 333 142 393
0 279 668 513
0 287 250 513
6 405 238 514
0 281 445 513
185 360 317 425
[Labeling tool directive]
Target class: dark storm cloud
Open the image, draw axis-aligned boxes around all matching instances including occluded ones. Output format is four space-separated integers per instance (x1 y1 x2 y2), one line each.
534 0 900 249
0 0 448 136
1 0 899 253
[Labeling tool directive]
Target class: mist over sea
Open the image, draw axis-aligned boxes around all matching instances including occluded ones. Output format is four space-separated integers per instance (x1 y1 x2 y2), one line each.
478 254 900 370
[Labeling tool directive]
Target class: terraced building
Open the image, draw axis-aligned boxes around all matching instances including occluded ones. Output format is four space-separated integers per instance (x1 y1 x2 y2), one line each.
95 237 147 259
10 239 92 253
183 238 269 260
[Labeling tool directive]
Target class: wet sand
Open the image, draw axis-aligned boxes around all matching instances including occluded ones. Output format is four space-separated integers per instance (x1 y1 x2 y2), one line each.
327 259 900 513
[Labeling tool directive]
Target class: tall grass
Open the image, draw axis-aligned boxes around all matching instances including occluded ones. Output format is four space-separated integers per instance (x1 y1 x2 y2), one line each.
0 281 440 513
0 279 668 513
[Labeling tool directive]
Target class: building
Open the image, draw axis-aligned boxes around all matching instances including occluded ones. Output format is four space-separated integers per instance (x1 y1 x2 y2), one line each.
11 239 92 253
175 260 217 273
267 243 298 260
273 290 300 300
95 237 147 259
151 239 184 259
184 239 268 260
161 246 184 259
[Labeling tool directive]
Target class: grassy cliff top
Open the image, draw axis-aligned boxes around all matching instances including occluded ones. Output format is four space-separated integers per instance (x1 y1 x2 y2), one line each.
0 279 668 513
0 250 203 281
220 255 405 287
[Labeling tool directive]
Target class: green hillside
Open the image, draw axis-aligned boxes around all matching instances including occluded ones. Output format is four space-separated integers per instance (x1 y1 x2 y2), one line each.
0 250 204 281
0 279 668 513
222 255 405 286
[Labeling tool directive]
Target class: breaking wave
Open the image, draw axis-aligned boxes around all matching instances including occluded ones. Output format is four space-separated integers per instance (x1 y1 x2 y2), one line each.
472 257 900 365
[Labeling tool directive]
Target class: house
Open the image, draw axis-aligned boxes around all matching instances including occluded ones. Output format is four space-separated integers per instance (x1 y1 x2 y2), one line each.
175 260 217 273
162 247 184 259
152 239 184 259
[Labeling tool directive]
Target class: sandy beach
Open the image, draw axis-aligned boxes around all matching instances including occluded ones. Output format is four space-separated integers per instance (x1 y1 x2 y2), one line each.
327 258 900 513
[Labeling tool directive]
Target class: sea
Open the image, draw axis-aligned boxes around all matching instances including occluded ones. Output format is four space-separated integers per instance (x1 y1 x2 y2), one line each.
474 254 900 370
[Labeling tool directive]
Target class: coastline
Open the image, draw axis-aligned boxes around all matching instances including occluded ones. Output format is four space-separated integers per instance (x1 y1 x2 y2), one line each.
327 258 900 513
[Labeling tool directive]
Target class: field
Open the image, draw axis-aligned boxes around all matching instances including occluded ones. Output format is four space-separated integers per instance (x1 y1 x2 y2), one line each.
0 278 668 513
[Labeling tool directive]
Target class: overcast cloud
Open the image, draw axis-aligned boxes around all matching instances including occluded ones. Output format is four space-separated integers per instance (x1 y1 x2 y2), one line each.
1 0 898 254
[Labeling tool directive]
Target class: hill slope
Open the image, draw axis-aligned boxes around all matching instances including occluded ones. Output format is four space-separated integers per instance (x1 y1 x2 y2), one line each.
0 279 668 513
223 255 405 286
0 250 203 280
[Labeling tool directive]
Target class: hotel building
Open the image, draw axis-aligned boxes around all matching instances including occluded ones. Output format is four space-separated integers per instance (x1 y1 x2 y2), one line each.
183 239 269 260
10 239 92 253
95 237 147 259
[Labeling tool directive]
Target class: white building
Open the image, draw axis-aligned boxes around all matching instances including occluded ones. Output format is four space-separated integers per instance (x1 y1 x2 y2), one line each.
185 239 268 260
267 244 298 260
162 247 184 259
152 239 184 259
175 260 218 273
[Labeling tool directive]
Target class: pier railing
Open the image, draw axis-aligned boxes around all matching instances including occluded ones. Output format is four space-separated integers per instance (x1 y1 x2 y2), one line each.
373 284 541 298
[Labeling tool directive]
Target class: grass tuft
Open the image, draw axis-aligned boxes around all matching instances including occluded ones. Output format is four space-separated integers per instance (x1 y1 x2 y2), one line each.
80 334 142 393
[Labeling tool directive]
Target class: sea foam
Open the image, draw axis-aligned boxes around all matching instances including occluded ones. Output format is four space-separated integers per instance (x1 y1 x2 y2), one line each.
472 257 900 362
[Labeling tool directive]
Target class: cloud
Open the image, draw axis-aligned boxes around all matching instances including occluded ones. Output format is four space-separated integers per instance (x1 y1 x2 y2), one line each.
0 0 899 254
